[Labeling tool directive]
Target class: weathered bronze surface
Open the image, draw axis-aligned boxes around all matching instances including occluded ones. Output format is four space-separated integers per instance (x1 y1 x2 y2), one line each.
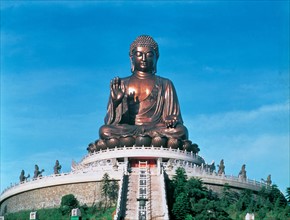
33 165 44 179
218 159 225 175
238 164 247 181
19 170 30 182
89 35 194 152
266 174 272 186
53 160 62 174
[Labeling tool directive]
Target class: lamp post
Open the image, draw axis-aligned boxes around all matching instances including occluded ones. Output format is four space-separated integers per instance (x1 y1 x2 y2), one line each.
137 197 148 220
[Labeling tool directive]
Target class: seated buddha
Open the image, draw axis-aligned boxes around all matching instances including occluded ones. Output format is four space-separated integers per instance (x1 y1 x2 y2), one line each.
92 35 190 151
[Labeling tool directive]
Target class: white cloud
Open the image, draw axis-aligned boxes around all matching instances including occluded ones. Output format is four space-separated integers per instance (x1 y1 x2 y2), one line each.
184 102 289 192
186 102 289 134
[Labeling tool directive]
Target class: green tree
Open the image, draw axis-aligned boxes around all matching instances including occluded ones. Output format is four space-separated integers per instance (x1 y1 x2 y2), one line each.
108 179 119 206
164 167 290 219
170 168 189 219
59 194 79 215
286 187 290 205
172 192 190 220
186 179 230 219
269 185 287 207
172 167 187 198
184 214 193 220
235 189 254 212
193 199 231 220
220 183 239 209
169 171 290 220
257 207 267 219
256 186 268 209
186 178 208 202
165 174 175 218
101 173 111 210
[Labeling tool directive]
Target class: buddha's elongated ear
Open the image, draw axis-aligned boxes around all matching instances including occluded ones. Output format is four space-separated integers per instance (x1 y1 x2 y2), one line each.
152 61 157 74
130 56 135 73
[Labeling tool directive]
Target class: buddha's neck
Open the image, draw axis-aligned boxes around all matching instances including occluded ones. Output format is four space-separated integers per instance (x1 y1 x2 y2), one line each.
133 71 155 79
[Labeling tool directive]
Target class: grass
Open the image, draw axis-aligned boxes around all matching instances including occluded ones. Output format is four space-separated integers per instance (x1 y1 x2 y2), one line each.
4 206 116 220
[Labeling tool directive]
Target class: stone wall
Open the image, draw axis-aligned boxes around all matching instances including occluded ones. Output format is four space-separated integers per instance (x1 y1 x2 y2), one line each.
1 157 269 216
164 164 267 193
0 181 105 215
204 183 247 195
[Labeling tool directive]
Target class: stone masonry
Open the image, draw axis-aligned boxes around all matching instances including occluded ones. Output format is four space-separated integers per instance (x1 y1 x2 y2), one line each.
0 182 104 215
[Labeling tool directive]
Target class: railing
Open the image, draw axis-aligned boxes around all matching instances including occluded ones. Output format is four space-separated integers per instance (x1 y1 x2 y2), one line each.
80 146 205 166
1 172 72 195
84 145 203 158
1 161 127 195
162 162 269 191
137 161 150 220
113 161 128 220
0 163 126 202
146 167 151 219
159 169 169 219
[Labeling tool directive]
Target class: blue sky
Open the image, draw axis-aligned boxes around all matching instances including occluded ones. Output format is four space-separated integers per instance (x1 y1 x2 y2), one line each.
1 1 289 194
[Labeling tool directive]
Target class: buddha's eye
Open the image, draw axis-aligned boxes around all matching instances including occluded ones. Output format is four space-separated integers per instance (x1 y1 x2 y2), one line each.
146 52 154 57
135 51 142 57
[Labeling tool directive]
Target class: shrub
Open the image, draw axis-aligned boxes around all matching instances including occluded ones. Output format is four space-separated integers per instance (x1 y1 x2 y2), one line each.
59 194 79 215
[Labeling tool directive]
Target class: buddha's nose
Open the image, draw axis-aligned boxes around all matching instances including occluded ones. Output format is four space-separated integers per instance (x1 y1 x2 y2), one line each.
142 54 146 61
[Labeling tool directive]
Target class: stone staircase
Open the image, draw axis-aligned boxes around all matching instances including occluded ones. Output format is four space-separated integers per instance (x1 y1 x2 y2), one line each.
121 164 169 220
125 170 139 220
150 173 167 220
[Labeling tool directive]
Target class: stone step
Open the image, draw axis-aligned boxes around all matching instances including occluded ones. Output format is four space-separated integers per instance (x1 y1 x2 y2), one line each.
124 173 138 220
123 166 169 220
150 174 167 219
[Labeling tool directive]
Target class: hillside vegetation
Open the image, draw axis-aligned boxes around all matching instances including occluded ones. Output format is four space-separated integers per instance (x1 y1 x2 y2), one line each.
166 167 290 220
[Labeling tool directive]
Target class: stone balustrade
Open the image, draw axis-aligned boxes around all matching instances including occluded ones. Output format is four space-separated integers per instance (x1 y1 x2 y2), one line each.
80 146 205 166
163 162 269 192
0 163 126 203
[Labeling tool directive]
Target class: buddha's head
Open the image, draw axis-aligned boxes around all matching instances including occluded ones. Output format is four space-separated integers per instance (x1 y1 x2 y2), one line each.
129 35 159 74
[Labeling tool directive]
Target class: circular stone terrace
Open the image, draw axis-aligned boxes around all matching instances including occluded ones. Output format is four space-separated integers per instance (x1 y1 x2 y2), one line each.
79 146 205 167
1 146 270 213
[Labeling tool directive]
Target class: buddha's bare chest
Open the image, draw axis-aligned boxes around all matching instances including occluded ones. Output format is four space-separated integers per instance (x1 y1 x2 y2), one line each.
127 77 156 101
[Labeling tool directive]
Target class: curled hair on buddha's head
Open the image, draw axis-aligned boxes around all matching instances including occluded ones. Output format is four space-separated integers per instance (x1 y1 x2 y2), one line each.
129 35 159 58
129 35 159 73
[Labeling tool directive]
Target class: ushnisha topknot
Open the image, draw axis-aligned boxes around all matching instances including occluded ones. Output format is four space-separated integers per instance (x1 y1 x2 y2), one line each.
129 35 159 58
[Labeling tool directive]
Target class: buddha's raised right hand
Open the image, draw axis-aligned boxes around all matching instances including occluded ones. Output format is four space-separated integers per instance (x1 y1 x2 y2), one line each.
110 77 125 106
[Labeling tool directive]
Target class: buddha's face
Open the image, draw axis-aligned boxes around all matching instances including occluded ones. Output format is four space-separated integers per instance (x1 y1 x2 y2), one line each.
131 46 157 73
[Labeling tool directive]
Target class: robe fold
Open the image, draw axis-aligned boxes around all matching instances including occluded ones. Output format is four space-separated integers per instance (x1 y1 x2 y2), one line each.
99 75 188 140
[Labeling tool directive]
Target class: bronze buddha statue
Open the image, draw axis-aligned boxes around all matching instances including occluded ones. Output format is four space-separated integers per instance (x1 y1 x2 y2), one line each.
89 35 191 152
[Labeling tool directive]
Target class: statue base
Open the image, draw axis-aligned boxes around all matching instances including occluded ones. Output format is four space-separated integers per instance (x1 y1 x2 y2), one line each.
87 135 200 154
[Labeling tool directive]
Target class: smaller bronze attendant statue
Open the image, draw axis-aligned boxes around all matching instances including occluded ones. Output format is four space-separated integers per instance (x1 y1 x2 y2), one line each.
217 159 225 175
19 170 30 182
33 164 44 179
53 160 62 174
238 164 247 181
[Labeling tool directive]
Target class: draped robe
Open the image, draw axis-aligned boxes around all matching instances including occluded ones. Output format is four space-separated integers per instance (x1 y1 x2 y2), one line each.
99 75 188 140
